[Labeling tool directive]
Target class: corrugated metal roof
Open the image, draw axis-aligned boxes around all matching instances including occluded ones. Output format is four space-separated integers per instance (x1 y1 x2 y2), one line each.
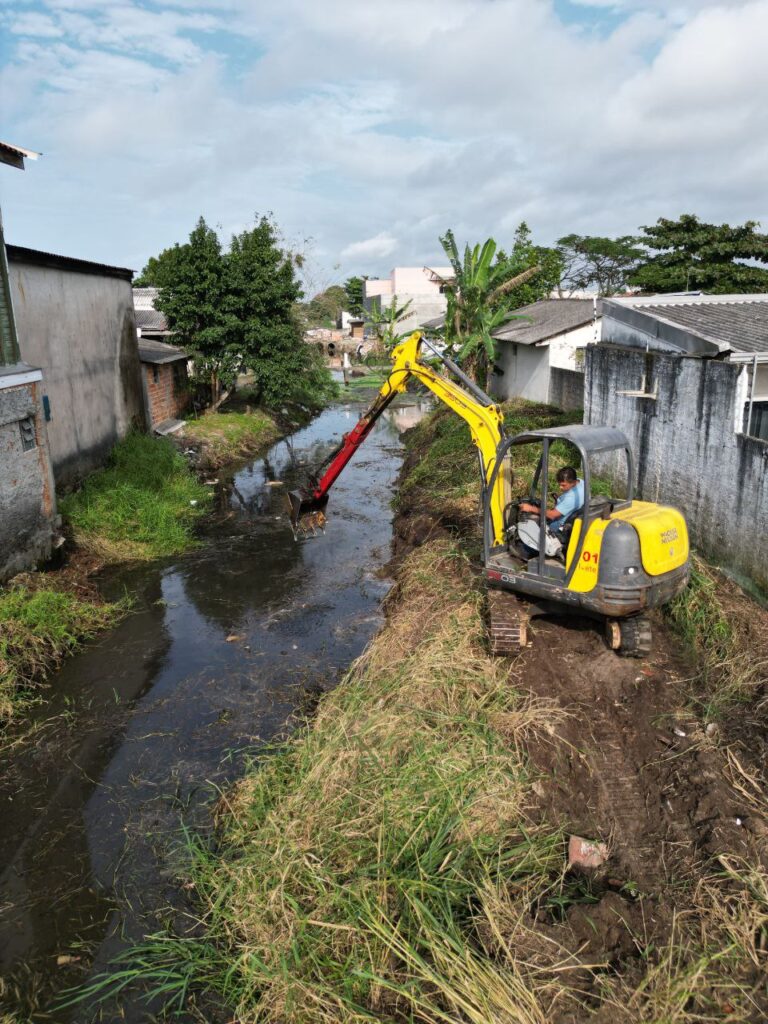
0 140 41 170
492 298 601 345
605 294 768 355
6 245 133 281
138 339 187 364
135 308 169 332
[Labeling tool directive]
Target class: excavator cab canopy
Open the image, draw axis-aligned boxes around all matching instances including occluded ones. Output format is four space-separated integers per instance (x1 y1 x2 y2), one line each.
485 424 636 583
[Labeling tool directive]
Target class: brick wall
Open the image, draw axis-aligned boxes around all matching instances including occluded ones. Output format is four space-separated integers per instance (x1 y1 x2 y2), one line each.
144 362 189 427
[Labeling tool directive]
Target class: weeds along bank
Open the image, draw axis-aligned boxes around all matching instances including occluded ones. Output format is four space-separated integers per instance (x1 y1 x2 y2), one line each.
98 399 767 1021
0 402 287 726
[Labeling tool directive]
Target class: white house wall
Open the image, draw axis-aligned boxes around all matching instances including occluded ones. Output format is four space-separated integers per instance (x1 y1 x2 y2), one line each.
548 321 601 371
491 342 550 403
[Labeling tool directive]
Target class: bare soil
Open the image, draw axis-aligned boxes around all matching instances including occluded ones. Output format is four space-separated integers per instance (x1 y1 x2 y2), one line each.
391 499 768 1021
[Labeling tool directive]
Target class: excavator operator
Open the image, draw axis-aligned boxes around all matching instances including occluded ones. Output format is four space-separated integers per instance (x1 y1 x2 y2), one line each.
518 466 584 556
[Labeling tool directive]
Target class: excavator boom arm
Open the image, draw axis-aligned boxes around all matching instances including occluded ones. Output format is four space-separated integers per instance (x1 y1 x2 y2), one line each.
288 332 508 545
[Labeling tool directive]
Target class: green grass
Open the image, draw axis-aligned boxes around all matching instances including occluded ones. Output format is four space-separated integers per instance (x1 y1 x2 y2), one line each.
343 372 390 390
60 432 211 562
0 584 122 722
62 542 572 1021
182 409 280 469
665 555 764 718
397 399 578 519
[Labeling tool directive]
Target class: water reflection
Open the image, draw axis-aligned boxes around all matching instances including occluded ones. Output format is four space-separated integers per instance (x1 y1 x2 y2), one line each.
0 393 430 1021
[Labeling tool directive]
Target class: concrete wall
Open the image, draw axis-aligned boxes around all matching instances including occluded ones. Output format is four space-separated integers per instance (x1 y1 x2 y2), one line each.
143 362 189 427
491 343 550 403
0 374 56 580
550 367 584 411
585 344 768 589
10 260 145 488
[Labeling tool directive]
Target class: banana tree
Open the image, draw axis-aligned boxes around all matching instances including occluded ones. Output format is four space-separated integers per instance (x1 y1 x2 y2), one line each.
365 295 413 353
429 230 541 387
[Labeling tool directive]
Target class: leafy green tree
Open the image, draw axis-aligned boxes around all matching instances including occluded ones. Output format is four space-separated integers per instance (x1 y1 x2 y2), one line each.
631 214 768 294
343 275 366 317
146 217 234 405
556 234 643 296
496 222 562 307
432 229 542 387
226 216 337 409
305 285 347 328
365 295 413 352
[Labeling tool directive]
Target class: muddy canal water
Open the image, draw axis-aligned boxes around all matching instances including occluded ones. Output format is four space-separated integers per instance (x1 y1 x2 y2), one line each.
0 390 429 1021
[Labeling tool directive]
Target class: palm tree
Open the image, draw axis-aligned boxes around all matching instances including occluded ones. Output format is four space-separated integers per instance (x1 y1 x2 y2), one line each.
428 230 541 387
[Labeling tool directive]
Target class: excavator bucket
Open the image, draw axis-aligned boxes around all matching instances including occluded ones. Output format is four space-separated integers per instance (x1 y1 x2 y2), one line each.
286 490 329 536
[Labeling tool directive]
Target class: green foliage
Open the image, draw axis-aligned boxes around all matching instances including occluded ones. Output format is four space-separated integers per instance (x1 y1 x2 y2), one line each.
365 294 413 350
556 233 643 296
182 409 280 469
60 432 210 561
137 215 337 411
148 218 235 405
496 222 563 307
304 284 347 328
435 225 549 387
343 274 366 316
631 214 768 294
0 585 121 722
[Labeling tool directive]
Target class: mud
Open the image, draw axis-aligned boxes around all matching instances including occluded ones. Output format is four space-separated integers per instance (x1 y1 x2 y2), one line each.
392 492 768 1018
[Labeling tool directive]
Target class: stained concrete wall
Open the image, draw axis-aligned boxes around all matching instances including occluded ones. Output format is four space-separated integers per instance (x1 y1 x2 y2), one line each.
585 344 768 589
0 375 56 580
550 367 584 412
9 260 145 488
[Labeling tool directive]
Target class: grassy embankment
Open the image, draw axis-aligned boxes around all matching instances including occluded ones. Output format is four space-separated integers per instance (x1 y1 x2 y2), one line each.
69 400 767 1021
180 403 281 470
60 431 211 561
1 432 212 723
0 583 121 723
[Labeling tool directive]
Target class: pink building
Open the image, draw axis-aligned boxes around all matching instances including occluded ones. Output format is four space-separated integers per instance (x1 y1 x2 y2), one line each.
364 266 453 335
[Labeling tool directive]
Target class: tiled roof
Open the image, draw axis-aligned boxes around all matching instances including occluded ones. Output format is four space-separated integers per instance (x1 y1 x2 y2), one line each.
492 298 601 345
138 339 187 364
135 308 169 331
617 296 768 355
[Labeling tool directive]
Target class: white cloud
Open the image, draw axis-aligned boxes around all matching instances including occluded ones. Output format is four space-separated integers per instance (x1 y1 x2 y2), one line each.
341 233 399 261
1 0 767 278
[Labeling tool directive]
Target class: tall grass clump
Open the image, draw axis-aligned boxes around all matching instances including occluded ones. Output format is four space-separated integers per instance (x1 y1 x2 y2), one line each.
67 540 576 1021
0 584 121 722
398 399 577 523
60 432 210 561
666 555 765 716
181 408 280 468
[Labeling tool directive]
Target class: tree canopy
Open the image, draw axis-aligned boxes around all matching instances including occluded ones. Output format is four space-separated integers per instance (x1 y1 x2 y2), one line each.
433 226 544 387
556 234 643 296
137 215 336 410
630 214 768 294
343 276 366 317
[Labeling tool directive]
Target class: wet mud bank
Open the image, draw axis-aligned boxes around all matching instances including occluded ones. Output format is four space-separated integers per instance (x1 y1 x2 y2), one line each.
0 390 430 1021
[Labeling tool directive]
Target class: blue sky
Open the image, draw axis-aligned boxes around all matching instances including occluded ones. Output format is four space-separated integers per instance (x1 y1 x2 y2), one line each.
1 0 766 290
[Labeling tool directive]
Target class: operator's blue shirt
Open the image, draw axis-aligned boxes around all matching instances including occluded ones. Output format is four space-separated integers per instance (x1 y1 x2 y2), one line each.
552 479 584 529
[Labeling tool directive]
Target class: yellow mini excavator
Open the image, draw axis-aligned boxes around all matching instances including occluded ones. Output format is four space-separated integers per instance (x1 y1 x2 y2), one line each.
288 331 689 657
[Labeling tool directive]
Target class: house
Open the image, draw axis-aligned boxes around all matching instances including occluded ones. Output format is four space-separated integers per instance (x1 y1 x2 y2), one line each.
8 245 146 489
585 293 768 589
490 298 602 410
364 266 452 336
0 140 57 581
139 339 190 431
133 286 171 341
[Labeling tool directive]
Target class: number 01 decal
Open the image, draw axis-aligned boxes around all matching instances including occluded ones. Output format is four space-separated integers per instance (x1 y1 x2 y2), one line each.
582 550 599 564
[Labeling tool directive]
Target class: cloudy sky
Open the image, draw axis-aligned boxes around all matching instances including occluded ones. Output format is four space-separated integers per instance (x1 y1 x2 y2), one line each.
1 0 766 288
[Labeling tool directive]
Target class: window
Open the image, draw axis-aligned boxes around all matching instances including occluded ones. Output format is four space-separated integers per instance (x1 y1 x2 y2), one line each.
19 415 36 451
746 402 768 442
